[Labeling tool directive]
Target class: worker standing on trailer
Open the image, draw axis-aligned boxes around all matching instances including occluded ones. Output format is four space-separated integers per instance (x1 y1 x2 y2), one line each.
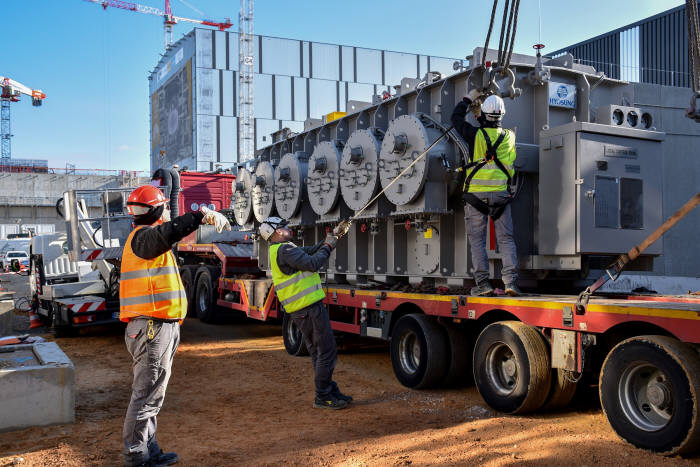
259 216 353 410
451 90 520 297
120 185 231 467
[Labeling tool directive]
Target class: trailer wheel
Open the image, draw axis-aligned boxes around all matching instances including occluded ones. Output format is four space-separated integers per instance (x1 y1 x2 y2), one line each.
390 314 448 389
282 312 309 356
194 267 217 323
473 321 551 414
542 369 578 410
441 324 473 387
180 267 196 317
600 335 700 455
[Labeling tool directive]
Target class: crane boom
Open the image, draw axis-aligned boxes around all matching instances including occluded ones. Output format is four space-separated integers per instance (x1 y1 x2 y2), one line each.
0 76 46 103
83 0 233 48
1 76 46 161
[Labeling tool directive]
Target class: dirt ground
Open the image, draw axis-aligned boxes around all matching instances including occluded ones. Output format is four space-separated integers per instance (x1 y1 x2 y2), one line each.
2 271 700 466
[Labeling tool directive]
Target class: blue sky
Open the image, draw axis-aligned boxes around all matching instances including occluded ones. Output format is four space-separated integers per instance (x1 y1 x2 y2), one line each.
1 0 685 173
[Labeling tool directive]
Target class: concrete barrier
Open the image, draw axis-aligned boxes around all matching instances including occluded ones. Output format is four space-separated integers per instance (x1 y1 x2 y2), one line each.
0 342 75 431
0 300 12 336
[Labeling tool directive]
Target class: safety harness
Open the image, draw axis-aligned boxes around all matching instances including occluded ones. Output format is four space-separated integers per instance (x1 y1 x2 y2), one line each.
462 127 515 220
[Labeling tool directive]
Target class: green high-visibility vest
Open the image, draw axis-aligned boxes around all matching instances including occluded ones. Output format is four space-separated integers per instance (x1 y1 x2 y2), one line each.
464 127 517 193
269 242 326 313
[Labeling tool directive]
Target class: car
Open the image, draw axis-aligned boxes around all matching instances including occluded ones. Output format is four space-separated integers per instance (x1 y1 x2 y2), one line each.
2 250 30 271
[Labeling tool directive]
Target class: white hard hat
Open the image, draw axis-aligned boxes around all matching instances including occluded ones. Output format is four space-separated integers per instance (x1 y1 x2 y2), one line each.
259 216 288 241
481 95 506 121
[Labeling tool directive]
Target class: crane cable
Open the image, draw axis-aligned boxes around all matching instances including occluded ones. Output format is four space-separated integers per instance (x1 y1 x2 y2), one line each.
479 0 521 88
687 0 700 93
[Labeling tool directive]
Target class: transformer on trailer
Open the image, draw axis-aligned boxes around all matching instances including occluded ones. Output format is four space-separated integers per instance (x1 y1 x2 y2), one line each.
244 47 700 288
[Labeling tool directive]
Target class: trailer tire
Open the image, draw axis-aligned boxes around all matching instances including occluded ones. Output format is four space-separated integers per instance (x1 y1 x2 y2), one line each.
441 324 473 387
282 312 309 356
194 267 217 323
180 267 196 318
542 369 578 410
600 335 700 455
473 321 551 414
390 314 448 389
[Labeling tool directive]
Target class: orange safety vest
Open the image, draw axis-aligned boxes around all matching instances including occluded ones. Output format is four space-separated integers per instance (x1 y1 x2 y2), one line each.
119 226 188 322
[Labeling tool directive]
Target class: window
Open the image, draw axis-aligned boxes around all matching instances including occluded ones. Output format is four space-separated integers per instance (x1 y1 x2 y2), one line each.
312 42 340 80
262 37 301 76
227 32 239 71
221 70 234 116
219 116 237 163
214 30 227 69
347 82 374 103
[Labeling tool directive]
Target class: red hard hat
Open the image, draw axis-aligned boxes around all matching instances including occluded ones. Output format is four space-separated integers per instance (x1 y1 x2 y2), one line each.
127 185 169 216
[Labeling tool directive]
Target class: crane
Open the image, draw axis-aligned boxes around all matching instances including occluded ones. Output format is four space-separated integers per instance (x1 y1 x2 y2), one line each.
0 76 46 161
84 0 233 49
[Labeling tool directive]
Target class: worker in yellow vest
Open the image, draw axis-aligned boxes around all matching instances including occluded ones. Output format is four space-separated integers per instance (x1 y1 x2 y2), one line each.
259 216 352 410
120 184 230 467
451 91 520 297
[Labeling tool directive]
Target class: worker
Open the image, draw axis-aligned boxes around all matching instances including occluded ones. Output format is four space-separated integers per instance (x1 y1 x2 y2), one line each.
259 216 352 410
120 184 231 467
451 90 520 297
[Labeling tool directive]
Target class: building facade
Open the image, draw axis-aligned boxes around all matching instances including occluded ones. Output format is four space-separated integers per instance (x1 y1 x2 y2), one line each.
551 3 694 87
149 29 461 172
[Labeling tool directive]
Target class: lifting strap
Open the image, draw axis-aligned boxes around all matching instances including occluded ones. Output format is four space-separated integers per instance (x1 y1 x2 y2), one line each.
462 128 515 221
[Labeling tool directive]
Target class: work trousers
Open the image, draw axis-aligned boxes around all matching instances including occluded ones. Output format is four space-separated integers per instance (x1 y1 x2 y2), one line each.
465 191 518 286
289 300 338 399
123 318 180 467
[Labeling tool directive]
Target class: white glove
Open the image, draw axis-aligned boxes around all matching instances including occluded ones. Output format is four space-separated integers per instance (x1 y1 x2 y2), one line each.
200 206 232 233
467 88 484 102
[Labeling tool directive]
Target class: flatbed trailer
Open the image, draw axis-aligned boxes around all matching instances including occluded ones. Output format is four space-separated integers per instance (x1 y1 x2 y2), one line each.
208 273 700 456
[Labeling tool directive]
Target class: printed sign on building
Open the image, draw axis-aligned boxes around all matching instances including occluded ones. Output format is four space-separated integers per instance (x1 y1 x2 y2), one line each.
548 82 576 109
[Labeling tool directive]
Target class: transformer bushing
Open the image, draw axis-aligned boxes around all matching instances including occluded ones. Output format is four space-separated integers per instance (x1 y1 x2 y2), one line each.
232 167 254 227
274 152 317 227
252 160 276 223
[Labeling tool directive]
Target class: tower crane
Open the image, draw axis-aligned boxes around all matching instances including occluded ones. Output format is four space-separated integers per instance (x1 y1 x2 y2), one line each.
84 0 233 49
0 76 46 161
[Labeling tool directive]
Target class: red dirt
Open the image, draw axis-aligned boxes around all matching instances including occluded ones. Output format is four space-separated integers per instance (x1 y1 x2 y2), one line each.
1 318 699 466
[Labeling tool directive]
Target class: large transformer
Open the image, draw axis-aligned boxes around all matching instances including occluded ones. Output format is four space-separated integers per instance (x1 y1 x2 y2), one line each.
240 48 698 288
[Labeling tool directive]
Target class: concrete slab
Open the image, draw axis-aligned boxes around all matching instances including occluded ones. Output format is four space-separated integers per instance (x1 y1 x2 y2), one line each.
0 300 13 336
0 342 75 431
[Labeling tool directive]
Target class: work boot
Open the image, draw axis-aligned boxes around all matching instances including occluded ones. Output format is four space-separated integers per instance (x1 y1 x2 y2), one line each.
144 451 179 466
332 388 353 403
313 395 349 410
504 283 522 297
470 283 494 296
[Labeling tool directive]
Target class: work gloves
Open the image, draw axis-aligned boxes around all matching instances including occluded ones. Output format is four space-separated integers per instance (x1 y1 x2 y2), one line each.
200 206 232 233
467 88 484 117
333 219 352 238
324 234 339 250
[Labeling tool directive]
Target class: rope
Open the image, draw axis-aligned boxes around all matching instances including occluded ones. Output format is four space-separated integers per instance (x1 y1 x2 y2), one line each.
482 0 499 66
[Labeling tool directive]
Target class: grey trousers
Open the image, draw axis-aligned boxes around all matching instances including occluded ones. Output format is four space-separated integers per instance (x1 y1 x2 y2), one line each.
465 191 519 286
289 301 338 399
123 318 180 467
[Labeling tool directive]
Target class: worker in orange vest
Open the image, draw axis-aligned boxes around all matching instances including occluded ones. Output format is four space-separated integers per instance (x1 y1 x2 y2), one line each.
120 184 230 467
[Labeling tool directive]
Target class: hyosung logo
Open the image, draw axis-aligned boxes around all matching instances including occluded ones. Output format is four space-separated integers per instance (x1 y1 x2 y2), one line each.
549 82 576 109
